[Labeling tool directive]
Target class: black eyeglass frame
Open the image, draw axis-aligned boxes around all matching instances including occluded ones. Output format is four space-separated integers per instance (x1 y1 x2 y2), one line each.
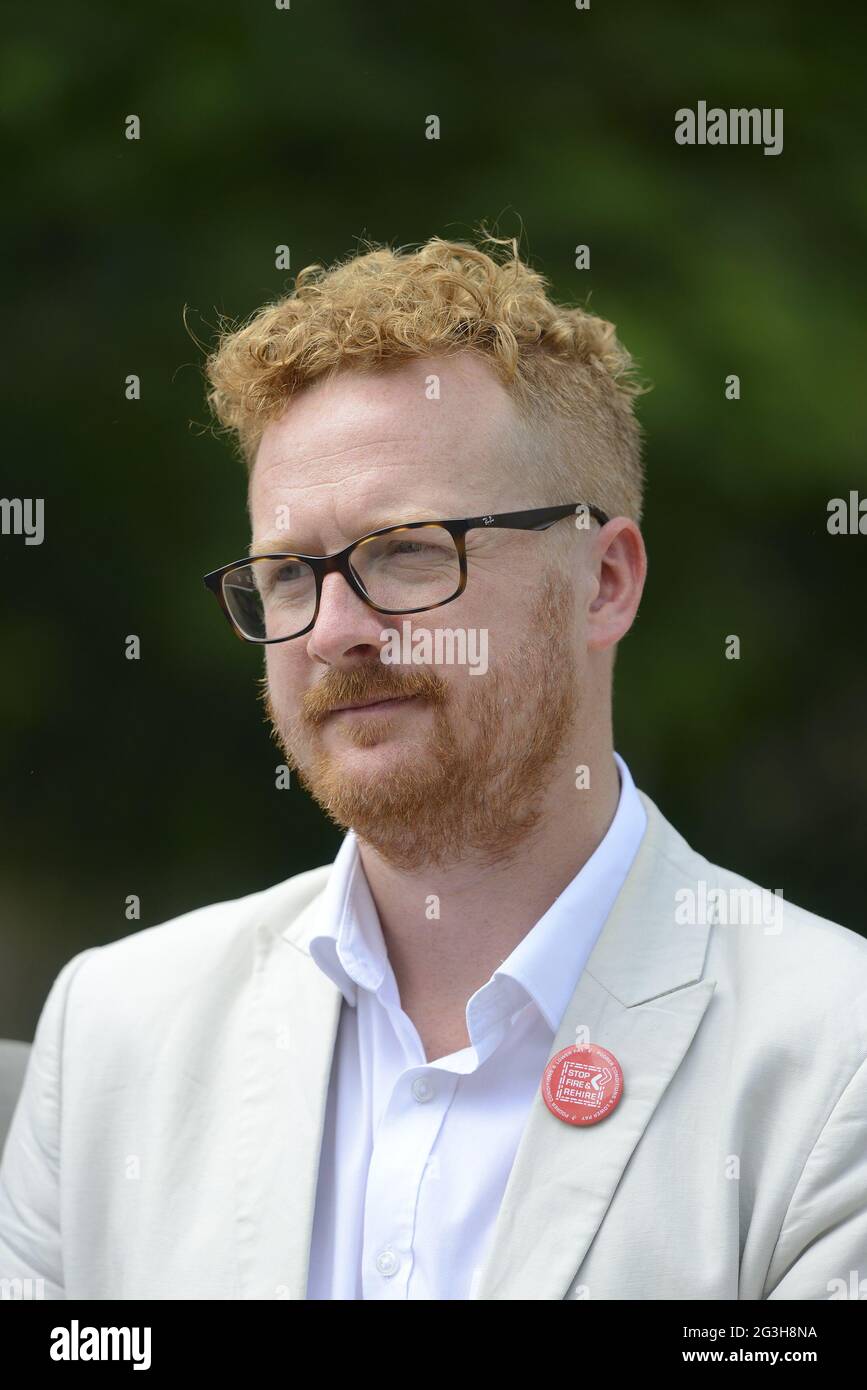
203 502 610 644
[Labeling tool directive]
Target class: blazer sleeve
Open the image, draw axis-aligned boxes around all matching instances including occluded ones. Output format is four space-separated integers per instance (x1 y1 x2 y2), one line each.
764 1053 867 1300
0 949 97 1300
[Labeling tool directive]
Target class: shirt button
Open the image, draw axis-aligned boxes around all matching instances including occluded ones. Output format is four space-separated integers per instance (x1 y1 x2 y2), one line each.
411 1076 434 1103
375 1249 400 1277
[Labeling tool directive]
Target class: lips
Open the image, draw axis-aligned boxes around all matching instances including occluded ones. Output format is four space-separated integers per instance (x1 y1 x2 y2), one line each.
328 695 416 716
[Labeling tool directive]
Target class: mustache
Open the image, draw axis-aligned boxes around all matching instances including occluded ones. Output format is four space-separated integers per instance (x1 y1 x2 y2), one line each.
289 663 449 728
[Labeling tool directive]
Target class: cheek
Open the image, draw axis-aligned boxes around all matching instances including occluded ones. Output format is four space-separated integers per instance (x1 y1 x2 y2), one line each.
264 646 305 713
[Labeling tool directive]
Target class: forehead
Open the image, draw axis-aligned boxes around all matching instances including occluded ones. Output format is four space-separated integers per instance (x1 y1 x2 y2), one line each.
248 354 523 540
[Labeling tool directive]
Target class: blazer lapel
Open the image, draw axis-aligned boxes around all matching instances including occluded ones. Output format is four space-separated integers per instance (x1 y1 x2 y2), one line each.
235 879 342 1299
473 794 717 1300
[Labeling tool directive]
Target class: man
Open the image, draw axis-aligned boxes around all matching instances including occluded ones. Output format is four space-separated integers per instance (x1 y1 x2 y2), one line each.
2 235 866 1301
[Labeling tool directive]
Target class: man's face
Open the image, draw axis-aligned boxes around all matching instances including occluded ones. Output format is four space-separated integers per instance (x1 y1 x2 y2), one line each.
251 354 591 869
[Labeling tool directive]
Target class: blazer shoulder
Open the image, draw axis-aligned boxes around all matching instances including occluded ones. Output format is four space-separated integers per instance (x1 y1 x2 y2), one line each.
701 852 867 978
685 839 867 1065
640 789 867 1015
642 791 867 968
56 860 335 1019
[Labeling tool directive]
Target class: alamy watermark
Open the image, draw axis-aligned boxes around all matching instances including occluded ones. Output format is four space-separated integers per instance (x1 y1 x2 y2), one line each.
675 102 783 156
827 491 867 534
1 1275 45 1299
380 621 489 675
0 497 44 545
50 1322 151 1370
675 881 784 934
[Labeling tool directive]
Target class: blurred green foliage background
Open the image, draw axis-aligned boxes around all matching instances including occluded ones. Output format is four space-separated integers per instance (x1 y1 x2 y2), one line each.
2 0 865 1039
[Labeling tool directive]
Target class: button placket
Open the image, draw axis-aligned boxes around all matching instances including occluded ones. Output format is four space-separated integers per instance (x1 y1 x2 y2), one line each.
362 1069 456 1299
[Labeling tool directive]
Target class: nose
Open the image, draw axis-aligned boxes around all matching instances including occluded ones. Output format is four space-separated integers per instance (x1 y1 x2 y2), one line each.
304 570 392 667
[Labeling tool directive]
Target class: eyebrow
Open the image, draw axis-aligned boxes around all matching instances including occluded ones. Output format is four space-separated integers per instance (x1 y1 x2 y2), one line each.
249 512 445 556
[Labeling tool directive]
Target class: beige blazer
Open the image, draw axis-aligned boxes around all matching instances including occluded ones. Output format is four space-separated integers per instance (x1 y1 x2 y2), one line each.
2 792 866 1300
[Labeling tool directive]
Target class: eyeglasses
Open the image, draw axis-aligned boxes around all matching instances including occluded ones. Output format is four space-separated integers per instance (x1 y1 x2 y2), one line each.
203 502 610 644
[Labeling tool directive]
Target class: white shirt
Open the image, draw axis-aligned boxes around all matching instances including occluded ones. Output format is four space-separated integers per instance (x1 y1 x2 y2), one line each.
305 752 647 1300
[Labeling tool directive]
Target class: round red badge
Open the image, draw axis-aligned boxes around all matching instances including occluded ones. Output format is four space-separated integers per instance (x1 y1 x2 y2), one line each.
541 1043 624 1126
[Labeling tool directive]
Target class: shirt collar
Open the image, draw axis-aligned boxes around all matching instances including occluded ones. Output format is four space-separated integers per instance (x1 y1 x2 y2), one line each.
309 752 647 1033
309 833 386 1008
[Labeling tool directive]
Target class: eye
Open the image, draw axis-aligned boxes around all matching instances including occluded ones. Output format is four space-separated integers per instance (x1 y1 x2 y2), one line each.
391 540 432 555
273 560 305 582
255 558 308 597
385 538 451 559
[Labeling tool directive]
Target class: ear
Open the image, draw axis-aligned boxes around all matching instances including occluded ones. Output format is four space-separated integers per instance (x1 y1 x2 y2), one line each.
586 518 647 651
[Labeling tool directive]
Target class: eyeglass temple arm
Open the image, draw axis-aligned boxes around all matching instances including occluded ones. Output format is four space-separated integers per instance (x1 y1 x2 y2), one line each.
464 504 609 532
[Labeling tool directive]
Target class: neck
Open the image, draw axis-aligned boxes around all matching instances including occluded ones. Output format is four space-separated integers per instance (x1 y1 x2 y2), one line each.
355 740 621 1056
